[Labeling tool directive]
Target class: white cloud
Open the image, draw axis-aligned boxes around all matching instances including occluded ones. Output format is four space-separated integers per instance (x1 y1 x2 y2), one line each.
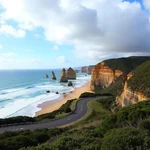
0 45 2 49
2 52 16 57
52 45 58 50
0 0 150 61
0 25 26 38
143 0 150 9
56 56 68 63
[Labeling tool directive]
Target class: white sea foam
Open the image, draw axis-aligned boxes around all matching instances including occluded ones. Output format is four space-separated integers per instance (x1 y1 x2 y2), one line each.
1 93 62 118
0 74 91 118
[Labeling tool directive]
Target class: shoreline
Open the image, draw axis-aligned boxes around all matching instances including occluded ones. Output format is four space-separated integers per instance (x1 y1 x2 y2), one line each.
35 82 92 116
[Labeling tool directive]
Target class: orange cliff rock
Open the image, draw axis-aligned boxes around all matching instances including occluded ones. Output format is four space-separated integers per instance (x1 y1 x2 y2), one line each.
90 62 123 90
116 73 149 107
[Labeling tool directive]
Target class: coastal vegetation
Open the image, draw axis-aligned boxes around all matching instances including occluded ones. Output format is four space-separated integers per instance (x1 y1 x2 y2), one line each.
0 98 150 150
79 92 113 98
104 56 150 73
128 61 150 97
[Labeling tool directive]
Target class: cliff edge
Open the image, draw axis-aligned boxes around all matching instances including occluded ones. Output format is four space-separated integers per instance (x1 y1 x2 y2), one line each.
116 61 150 107
90 56 150 107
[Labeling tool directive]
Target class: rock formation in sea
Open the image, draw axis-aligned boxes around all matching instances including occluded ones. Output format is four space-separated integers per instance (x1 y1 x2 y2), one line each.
66 67 76 79
52 71 57 80
46 90 50 93
68 81 73 87
46 74 49 78
60 68 68 82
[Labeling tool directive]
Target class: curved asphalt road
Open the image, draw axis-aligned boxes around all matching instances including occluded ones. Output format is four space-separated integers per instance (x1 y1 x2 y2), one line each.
0 97 97 134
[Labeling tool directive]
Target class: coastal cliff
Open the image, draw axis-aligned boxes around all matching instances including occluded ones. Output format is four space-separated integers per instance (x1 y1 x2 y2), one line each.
81 65 94 74
116 61 150 107
116 81 149 107
91 57 150 107
90 62 123 90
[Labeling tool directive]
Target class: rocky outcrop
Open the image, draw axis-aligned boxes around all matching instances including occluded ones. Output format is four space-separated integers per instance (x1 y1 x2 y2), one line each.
46 74 49 78
66 67 76 79
116 73 149 107
68 81 73 87
81 65 94 75
90 62 123 90
81 66 88 73
60 68 68 82
52 71 57 80
87 66 94 75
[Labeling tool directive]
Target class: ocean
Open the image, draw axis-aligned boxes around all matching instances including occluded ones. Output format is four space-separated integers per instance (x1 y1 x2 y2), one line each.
0 69 91 118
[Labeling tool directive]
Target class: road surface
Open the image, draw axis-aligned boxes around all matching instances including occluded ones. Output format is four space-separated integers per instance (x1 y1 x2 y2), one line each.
0 97 97 134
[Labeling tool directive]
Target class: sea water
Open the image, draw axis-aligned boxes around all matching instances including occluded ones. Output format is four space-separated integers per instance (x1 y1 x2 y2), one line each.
0 69 91 118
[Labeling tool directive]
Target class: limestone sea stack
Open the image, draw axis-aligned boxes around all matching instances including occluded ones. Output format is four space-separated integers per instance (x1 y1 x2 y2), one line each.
66 67 76 79
52 71 57 80
60 68 68 82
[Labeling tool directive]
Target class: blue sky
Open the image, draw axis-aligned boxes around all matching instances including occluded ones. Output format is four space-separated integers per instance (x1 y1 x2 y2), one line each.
0 0 150 69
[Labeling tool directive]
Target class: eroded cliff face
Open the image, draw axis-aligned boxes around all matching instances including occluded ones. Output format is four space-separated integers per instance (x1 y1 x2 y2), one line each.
81 66 94 74
90 62 123 90
116 74 149 107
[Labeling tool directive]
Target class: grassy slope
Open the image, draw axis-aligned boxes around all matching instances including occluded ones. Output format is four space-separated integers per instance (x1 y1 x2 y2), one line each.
104 56 150 73
127 61 150 97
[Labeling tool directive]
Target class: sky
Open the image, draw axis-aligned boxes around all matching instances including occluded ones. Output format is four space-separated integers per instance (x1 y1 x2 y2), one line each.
0 0 150 69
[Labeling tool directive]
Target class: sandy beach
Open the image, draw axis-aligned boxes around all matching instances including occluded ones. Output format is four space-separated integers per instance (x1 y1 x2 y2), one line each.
36 82 92 116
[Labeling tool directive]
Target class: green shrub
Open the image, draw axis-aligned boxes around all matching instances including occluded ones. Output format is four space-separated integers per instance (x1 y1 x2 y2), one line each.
0 116 36 126
96 100 150 136
0 128 64 150
79 92 112 98
101 127 150 150
96 97 115 110
138 119 150 131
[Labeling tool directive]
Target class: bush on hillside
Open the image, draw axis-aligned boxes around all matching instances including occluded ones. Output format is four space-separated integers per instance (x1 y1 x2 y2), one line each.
79 92 112 98
95 100 150 136
101 127 150 150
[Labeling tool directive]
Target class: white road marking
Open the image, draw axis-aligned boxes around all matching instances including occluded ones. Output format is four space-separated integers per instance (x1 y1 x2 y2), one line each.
67 118 71 120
